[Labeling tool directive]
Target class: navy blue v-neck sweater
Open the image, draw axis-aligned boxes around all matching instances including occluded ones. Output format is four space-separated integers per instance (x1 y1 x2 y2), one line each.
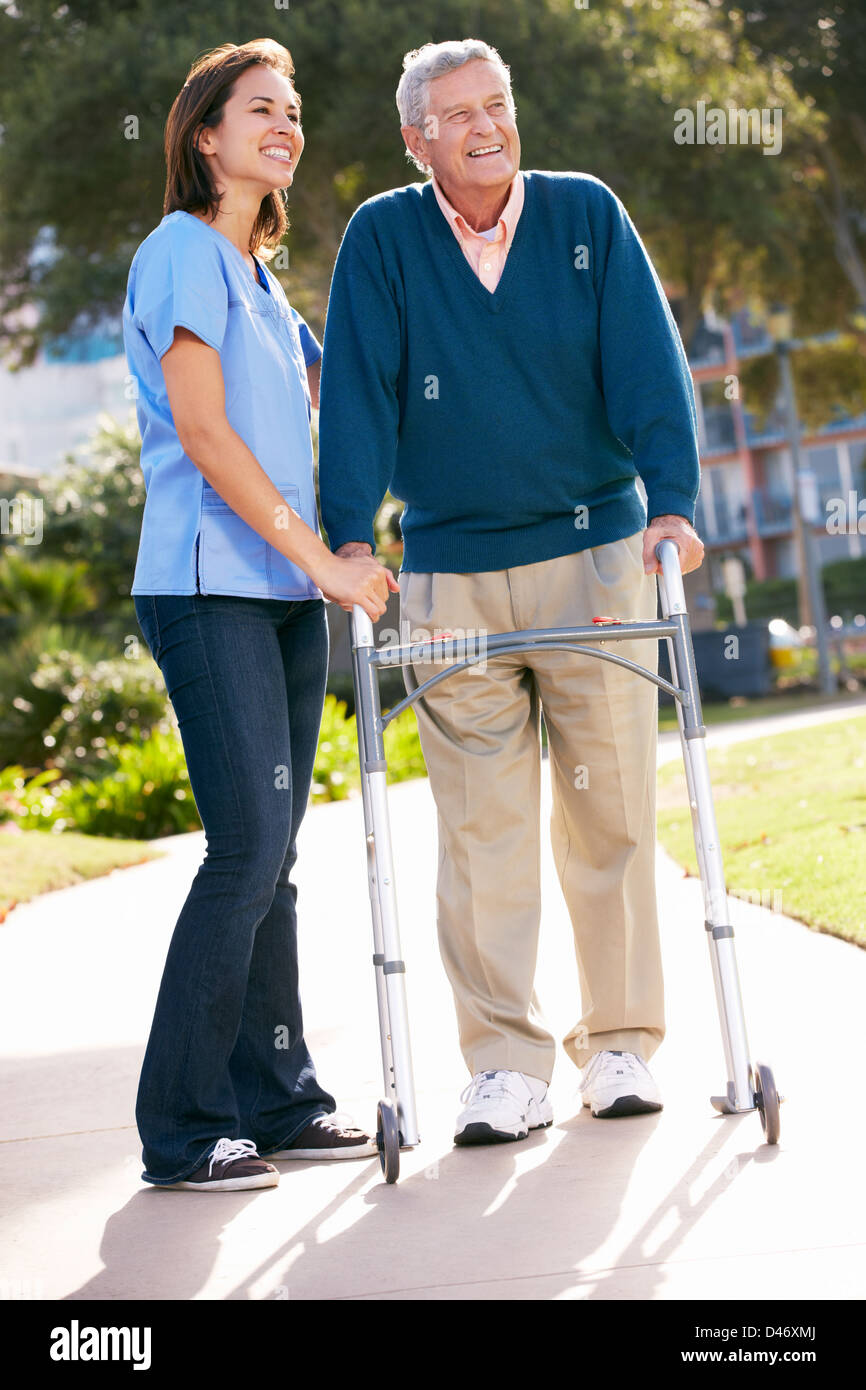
318 171 700 573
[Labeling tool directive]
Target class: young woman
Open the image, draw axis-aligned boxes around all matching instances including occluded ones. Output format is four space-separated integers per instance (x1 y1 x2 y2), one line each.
123 38 398 1192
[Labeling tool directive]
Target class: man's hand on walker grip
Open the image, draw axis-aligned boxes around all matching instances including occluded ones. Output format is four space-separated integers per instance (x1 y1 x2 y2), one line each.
320 540 399 618
643 514 704 576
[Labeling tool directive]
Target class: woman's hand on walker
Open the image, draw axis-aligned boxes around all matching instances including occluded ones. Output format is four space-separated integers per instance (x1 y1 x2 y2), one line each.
316 543 399 619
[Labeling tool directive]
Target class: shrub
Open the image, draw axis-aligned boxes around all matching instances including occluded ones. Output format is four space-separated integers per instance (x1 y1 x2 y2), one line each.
0 622 134 770
52 731 201 839
32 649 169 777
0 764 65 830
311 694 425 804
0 552 99 621
714 556 866 627
3 415 146 614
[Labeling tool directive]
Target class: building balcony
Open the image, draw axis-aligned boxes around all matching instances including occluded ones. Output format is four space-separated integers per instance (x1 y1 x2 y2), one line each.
694 497 749 546
753 490 793 536
700 405 738 456
695 489 797 545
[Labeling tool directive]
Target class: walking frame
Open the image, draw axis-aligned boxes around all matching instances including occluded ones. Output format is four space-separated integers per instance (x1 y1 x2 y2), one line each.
349 538 782 1183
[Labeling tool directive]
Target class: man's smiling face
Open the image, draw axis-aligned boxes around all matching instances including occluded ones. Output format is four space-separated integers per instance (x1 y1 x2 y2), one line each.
403 58 520 205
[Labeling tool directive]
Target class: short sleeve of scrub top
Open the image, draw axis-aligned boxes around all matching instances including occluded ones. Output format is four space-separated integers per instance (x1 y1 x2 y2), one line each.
132 228 229 361
289 307 323 366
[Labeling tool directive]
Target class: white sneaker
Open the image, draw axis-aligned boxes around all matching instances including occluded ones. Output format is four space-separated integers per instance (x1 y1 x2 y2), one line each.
580 1050 663 1118
454 1069 553 1145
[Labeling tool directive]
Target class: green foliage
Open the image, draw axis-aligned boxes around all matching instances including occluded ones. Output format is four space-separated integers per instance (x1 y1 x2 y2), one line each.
383 703 427 783
0 621 122 770
714 555 866 626
740 338 866 435
326 666 409 718
714 577 799 627
0 619 168 774
31 650 169 777
3 416 146 613
312 693 425 803
0 551 98 620
0 0 839 365
820 555 866 621
312 694 362 803
51 731 201 839
0 764 65 829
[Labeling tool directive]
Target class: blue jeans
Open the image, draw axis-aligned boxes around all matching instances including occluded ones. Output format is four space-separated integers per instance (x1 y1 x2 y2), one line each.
132 593 336 1184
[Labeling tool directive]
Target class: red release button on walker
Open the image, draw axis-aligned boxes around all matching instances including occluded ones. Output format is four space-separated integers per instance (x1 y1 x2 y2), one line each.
592 615 623 625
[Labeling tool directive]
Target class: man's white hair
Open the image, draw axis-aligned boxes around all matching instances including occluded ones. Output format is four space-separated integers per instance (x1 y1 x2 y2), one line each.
396 39 514 175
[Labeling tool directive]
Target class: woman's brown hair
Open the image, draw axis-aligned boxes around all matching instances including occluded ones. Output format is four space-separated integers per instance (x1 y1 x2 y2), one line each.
164 38 298 258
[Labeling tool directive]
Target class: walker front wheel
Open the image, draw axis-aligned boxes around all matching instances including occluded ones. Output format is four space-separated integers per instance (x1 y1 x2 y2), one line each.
377 1100 400 1183
753 1062 781 1145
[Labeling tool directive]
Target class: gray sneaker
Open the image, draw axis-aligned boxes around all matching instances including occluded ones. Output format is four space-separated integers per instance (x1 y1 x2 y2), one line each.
164 1138 279 1191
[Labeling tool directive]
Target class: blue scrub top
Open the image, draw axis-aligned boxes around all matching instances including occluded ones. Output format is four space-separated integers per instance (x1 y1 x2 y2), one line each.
123 210 323 600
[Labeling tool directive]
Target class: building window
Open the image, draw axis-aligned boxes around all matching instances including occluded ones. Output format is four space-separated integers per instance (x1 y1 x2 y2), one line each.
699 380 737 454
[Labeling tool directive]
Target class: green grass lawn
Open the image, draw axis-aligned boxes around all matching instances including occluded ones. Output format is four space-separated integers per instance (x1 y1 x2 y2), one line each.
656 714 866 948
0 831 165 922
657 688 864 733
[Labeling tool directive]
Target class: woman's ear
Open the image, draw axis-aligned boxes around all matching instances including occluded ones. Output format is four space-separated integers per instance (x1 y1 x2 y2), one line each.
194 123 213 157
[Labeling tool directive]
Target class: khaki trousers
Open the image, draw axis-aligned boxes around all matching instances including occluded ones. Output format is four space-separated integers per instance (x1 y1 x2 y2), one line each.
398 532 663 1081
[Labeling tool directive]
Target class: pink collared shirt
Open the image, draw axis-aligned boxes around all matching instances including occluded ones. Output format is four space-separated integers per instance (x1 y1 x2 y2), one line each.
431 170 525 292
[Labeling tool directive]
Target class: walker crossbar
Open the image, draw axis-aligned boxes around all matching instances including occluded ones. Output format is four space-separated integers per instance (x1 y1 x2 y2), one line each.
372 629 686 729
348 537 781 1181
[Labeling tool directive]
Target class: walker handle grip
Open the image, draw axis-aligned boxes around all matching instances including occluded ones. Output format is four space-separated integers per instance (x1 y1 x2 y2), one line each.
654 538 687 616
654 538 681 563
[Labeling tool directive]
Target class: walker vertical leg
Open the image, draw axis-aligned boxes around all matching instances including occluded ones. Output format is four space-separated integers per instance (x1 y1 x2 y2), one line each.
656 542 774 1125
350 606 420 1170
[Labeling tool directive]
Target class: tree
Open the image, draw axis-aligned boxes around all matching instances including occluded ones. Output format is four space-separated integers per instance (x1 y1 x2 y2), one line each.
0 0 851 372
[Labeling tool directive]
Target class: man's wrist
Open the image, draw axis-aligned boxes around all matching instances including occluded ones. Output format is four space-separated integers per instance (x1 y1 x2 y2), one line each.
335 540 374 556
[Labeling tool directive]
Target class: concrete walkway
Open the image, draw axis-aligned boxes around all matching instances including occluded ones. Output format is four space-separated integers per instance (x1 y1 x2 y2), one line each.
1 698 864 1301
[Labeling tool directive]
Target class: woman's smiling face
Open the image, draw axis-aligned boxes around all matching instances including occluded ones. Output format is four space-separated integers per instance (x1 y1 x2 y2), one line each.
196 63 304 195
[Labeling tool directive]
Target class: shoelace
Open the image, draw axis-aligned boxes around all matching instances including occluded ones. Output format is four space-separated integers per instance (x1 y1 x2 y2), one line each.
460 1070 525 1107
310 1113 365 1137
582 1051 645 1088
208 1137 258 1175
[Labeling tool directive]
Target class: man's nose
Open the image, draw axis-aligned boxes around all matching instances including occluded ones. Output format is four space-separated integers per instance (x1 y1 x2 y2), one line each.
471 108 497 135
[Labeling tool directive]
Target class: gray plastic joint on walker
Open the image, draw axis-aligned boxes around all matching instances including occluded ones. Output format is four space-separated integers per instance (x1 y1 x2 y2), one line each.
373 953 385 966
364 758 387 773
383 960 406 974
682 724 707 740
705 921 735 939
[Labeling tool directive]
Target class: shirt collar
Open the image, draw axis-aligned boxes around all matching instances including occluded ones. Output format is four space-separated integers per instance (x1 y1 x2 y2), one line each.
431 169 524 243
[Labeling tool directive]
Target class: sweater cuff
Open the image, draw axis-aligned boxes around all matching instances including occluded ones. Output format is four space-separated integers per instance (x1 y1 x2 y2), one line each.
324 521 377 554
644 488 697 528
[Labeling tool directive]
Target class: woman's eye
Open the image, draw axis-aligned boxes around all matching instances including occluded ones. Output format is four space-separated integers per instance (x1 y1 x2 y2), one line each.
255 106 299 122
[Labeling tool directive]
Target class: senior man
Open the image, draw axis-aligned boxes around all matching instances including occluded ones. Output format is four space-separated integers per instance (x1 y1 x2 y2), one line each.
318 39 704 1145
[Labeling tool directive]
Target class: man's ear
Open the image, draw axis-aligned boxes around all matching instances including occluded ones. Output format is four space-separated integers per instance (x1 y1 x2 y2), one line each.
401 124 428 168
